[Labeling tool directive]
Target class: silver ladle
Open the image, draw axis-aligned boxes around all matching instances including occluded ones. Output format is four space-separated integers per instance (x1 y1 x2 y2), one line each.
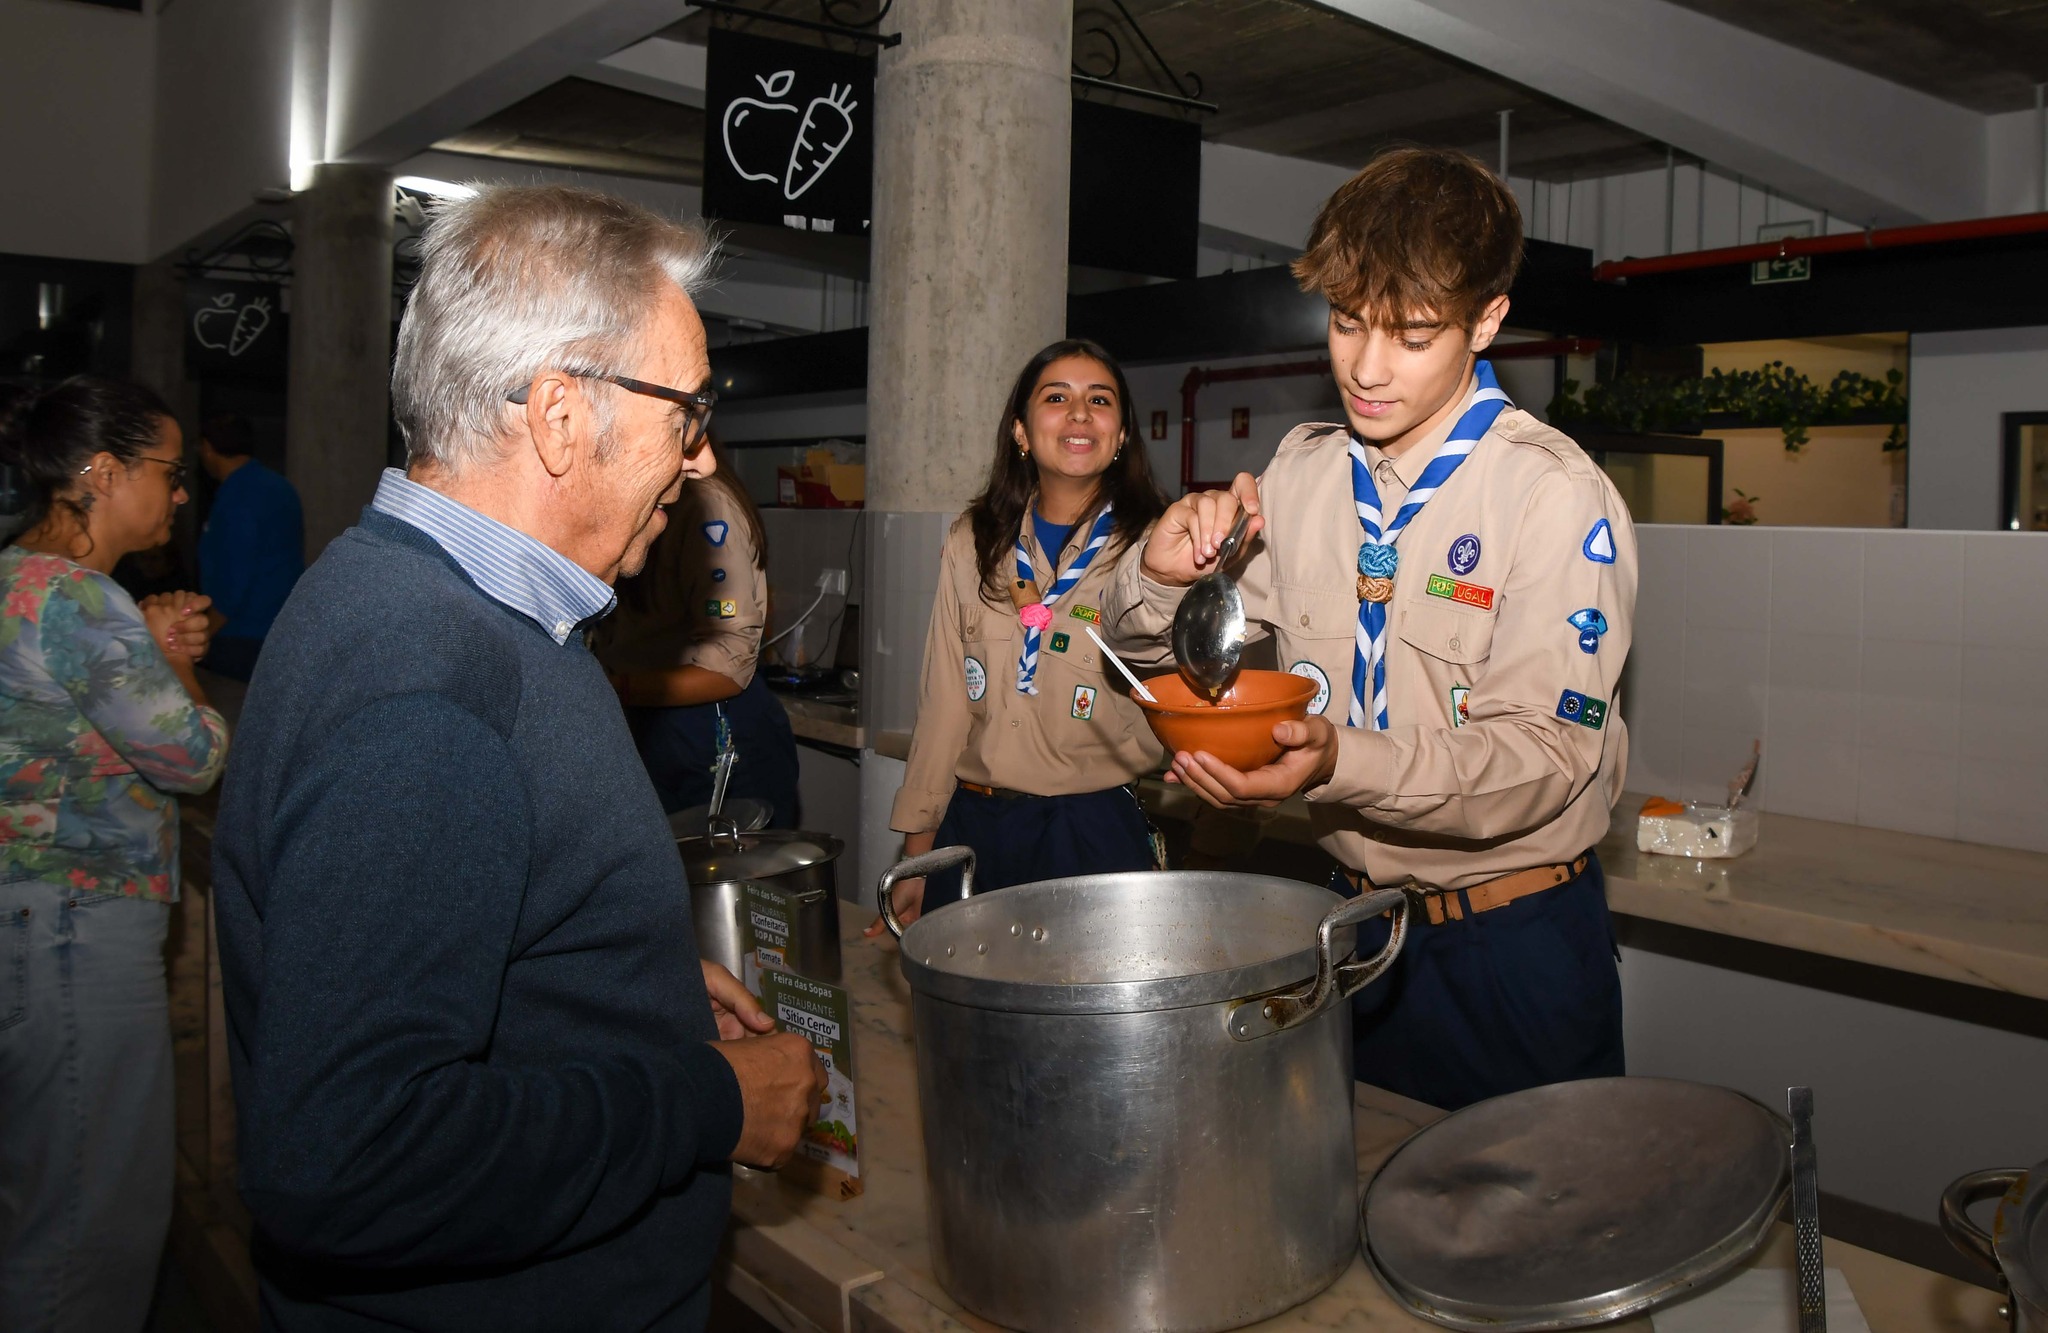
1171 507 1253 701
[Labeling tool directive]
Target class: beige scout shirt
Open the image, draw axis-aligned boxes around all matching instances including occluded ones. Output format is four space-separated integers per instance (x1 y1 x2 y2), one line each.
1103 395 1638 891
891 513 1164 834
595 480 766 688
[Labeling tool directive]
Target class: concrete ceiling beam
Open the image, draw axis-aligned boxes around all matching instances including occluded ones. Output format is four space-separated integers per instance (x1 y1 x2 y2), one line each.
1315 0 1989 225
325 0 695 166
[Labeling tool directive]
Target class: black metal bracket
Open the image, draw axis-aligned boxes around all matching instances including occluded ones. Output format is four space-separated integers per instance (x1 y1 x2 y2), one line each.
177 219 294 280
1073 0 1215 113
689 0 900 48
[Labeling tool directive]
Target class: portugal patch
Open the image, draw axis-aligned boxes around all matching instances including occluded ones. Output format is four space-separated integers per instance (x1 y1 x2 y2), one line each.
1289 660 1331 715
1069 605 1101 624
1070 684 1097 720
1426 573 1495 610
1556 688 1608 730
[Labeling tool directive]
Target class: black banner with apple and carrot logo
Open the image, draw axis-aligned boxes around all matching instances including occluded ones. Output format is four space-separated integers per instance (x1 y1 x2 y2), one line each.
704 29 875 236
184 279 287 382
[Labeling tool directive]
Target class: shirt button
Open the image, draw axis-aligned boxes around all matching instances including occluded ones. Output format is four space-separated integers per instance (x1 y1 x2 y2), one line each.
554 619 572 638
1449 636 1462 651
1299 614 1311 627
1010 719 1019 729
966 623 980 636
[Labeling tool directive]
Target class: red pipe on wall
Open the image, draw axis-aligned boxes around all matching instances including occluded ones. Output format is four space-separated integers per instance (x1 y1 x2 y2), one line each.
1177 338 1602 493
1591 210 2048 283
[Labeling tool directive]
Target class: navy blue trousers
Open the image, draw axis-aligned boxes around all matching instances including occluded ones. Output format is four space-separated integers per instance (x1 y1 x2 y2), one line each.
923 786 1155 910
1339 851 1624 1111
625 673 801 829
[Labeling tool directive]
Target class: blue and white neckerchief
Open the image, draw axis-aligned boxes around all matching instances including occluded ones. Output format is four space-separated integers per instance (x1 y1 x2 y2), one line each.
1014 504 1116 694
1348 361 1511 729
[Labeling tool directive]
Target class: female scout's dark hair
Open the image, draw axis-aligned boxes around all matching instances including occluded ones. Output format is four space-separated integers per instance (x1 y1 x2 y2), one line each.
0 375 175 545
966 339 1165 601
1292 146 1523 332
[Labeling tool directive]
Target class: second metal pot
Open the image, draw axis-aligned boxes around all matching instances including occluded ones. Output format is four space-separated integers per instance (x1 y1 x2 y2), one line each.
877 847 1410 1333
677 820 843 983
1943 1160 2046 1332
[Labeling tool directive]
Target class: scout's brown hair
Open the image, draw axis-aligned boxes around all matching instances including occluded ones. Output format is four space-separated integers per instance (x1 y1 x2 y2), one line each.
1292 147 1523 331
966 339 1166 603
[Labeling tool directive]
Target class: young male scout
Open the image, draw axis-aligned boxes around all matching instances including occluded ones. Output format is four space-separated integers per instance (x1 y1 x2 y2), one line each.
1103 147 1637 1111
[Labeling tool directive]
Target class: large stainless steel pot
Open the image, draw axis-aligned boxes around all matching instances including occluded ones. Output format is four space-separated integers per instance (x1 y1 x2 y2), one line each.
677 820 843 982
876 846 1410 1333
1943 1159 2047 1332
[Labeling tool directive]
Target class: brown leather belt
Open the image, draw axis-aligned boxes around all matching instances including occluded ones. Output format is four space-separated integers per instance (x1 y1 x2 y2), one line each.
1343 854 1589 926
957 780 1034 800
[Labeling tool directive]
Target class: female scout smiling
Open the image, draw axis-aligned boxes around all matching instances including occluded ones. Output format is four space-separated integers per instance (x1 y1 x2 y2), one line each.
869 339 1168 932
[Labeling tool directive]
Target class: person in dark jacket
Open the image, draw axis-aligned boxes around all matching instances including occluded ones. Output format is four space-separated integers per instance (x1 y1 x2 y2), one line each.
196 412 303 680
211 184 826 1333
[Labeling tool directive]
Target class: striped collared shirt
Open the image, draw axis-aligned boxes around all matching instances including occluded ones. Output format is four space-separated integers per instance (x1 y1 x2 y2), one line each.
369 468 615 645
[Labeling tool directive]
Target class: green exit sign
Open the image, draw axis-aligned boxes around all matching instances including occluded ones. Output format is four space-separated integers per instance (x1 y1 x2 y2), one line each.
1752 254 1811 285
1752 220 1813 285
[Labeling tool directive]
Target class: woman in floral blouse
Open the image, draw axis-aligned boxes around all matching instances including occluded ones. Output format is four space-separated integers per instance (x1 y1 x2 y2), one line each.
0 376 230 1331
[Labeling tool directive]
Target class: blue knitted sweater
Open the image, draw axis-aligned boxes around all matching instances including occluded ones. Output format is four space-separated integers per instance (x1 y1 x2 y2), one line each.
213 509 742 1332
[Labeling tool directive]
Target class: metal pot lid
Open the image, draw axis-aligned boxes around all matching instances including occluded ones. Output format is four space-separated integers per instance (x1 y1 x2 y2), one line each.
675 827 843 883
898 871 1348 1015
667 799 772 839
1362 1077 1789 1331
1996 1162 2048 1312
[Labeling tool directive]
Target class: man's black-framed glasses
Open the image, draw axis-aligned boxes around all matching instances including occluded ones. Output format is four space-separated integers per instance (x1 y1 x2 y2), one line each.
508 372 717 458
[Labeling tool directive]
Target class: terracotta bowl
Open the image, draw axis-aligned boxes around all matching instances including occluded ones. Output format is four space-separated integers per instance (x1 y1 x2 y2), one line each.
1135 669 1319 771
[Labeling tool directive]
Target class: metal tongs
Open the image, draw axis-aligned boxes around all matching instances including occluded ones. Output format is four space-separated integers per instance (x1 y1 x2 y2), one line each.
706 732 740 848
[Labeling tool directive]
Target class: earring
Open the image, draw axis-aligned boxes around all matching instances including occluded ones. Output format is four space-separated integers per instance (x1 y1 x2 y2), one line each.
1017 441 1029 458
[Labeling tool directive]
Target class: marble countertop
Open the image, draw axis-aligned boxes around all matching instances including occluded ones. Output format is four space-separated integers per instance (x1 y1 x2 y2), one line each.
718 915 2001 1333
1136 779 2048 1002
1597 793 2048 1000
774 693 864 750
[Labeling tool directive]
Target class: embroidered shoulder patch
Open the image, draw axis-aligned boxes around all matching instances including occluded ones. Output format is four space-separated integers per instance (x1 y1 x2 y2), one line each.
1556 689 1608 730
704 599 737 619
1070 684 1097 720
1583 518 1616 564
703 520 729 547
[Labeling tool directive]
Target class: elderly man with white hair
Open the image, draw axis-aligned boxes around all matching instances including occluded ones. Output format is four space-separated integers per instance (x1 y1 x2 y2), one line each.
212 185 826 1332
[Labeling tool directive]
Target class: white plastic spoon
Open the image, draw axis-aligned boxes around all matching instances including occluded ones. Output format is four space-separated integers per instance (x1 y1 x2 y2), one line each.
1084 625 1159 703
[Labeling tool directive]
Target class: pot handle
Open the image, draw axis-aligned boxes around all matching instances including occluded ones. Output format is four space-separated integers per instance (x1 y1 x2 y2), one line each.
1226 887 1410 1041
706 815 745 850
1940 1167 2024 1273
875 845 977 941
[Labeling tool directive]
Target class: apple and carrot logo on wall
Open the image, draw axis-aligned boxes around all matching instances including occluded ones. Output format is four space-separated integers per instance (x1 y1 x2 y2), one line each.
192 291 272 358
721 70 860 210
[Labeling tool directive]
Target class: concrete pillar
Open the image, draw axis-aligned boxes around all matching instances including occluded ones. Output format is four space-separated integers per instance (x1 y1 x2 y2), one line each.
857 0 1073 896
287 163 393 560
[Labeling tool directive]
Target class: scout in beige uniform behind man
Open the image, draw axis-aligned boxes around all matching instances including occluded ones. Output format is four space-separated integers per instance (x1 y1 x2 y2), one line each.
599 445 801 828
1104 147 1638 1110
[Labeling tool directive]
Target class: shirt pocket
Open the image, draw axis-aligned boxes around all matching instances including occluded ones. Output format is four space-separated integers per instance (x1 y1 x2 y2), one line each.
958 615 1000 714
1395 595 1497 666
1272 583 1358 640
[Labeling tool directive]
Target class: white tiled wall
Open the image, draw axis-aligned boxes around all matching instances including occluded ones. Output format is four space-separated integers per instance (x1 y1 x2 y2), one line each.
1622 525 2048 852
